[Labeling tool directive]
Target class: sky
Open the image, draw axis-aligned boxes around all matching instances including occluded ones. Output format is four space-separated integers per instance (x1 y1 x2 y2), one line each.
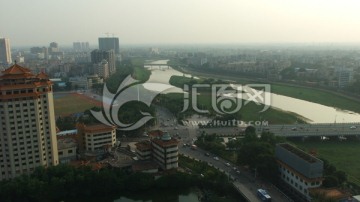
1 0 360 47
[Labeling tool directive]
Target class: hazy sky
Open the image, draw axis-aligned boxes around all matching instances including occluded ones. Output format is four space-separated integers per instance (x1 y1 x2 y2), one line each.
1 0 360 47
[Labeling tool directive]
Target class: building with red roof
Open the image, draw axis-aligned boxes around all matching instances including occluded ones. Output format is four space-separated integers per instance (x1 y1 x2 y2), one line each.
0 63 59 180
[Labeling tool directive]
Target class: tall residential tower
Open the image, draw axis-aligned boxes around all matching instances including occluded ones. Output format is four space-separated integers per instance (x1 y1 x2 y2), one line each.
91 49 116 75
0 38 12 65
0 64 59 180
98 37 120 54
98 37 121 63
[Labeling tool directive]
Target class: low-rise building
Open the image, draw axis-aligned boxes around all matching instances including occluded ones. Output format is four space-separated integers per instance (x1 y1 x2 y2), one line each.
69 77 91 89
275 143 324 202
76 123 116 152
151 132 179 170
135 132 179 171
57 138 77 164
135 141 152 160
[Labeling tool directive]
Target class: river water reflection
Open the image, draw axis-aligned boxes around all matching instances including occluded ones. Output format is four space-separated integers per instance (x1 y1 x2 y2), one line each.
143 60 360 123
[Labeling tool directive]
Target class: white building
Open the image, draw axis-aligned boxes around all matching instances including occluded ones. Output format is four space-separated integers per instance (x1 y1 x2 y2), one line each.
97 60 110 79
0 64 59 180
276 143 324 202
76 123 116 152
0 38 12 65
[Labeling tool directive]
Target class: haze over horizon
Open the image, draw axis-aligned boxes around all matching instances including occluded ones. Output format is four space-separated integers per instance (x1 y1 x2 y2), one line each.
1 0 360 47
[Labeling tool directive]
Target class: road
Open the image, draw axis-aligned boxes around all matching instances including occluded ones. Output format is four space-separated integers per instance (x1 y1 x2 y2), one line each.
259 123 360 137
180 146 292 202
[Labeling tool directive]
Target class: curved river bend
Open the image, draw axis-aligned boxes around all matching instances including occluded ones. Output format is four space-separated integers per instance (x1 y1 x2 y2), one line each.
143 60 360 123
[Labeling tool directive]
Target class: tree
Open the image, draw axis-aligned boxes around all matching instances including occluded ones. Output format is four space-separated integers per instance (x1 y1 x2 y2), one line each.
323 176 339 188
244 126 257 142
333 170 347 185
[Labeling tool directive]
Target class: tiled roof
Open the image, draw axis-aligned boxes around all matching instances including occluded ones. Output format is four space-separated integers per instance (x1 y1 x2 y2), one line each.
0 64 36 80
2 64 32 75
36 72 49 79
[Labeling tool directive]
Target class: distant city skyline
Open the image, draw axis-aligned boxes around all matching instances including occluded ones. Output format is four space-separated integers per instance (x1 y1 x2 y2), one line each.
2 0 360 46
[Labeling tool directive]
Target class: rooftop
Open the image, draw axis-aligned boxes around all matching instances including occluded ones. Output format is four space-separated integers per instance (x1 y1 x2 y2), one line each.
135 141 152 151
1 63 32 75
77 123 116 133
57 129 77 136
57 138 77 150
148 130 163 138
152 137 179 147
278 143 319 164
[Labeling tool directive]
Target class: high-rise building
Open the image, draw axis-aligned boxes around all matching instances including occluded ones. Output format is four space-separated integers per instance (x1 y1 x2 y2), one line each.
0 64 59 180
49 42 59 53
98 37 121 62
96 59 110 79
0 38 12 65
98 37 120 54
90 49 115 74
73 42 90 52
336 67 353 88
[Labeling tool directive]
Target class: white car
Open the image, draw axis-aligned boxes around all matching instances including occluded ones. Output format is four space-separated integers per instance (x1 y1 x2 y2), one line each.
350 126 357 129
213 156 219 161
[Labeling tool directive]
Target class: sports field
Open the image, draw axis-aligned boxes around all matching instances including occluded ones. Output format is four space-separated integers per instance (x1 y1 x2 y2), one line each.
54 93 101 117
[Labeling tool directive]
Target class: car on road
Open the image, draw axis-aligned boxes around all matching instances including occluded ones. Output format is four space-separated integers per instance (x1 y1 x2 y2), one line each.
213 156 219 161
225 162 231 166
350 126 357 129
291 127 297 131
205 153 210 156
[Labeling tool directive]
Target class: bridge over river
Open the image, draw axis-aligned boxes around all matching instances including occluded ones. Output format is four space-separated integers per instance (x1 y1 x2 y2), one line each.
256 122 360 137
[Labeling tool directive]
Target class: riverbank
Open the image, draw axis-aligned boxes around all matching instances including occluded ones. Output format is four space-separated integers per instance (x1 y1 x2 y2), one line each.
177 66 360 114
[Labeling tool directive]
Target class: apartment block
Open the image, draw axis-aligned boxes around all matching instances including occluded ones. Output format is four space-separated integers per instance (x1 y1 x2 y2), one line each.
0 64 59 180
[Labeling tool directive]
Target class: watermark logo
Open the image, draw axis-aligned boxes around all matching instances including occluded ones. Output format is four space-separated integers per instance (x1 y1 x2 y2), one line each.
181 119 269 127
91 75 174 131
92 75 271 130
182 83 270 114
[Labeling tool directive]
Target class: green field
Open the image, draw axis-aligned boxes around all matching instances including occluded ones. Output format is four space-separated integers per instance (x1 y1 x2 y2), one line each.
166 75 304 124
271 84 360 113
291 140 360 186
54 93 99 116
177 67 360 114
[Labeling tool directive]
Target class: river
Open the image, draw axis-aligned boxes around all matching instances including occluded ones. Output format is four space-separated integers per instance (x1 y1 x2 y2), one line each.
143 60 360 123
